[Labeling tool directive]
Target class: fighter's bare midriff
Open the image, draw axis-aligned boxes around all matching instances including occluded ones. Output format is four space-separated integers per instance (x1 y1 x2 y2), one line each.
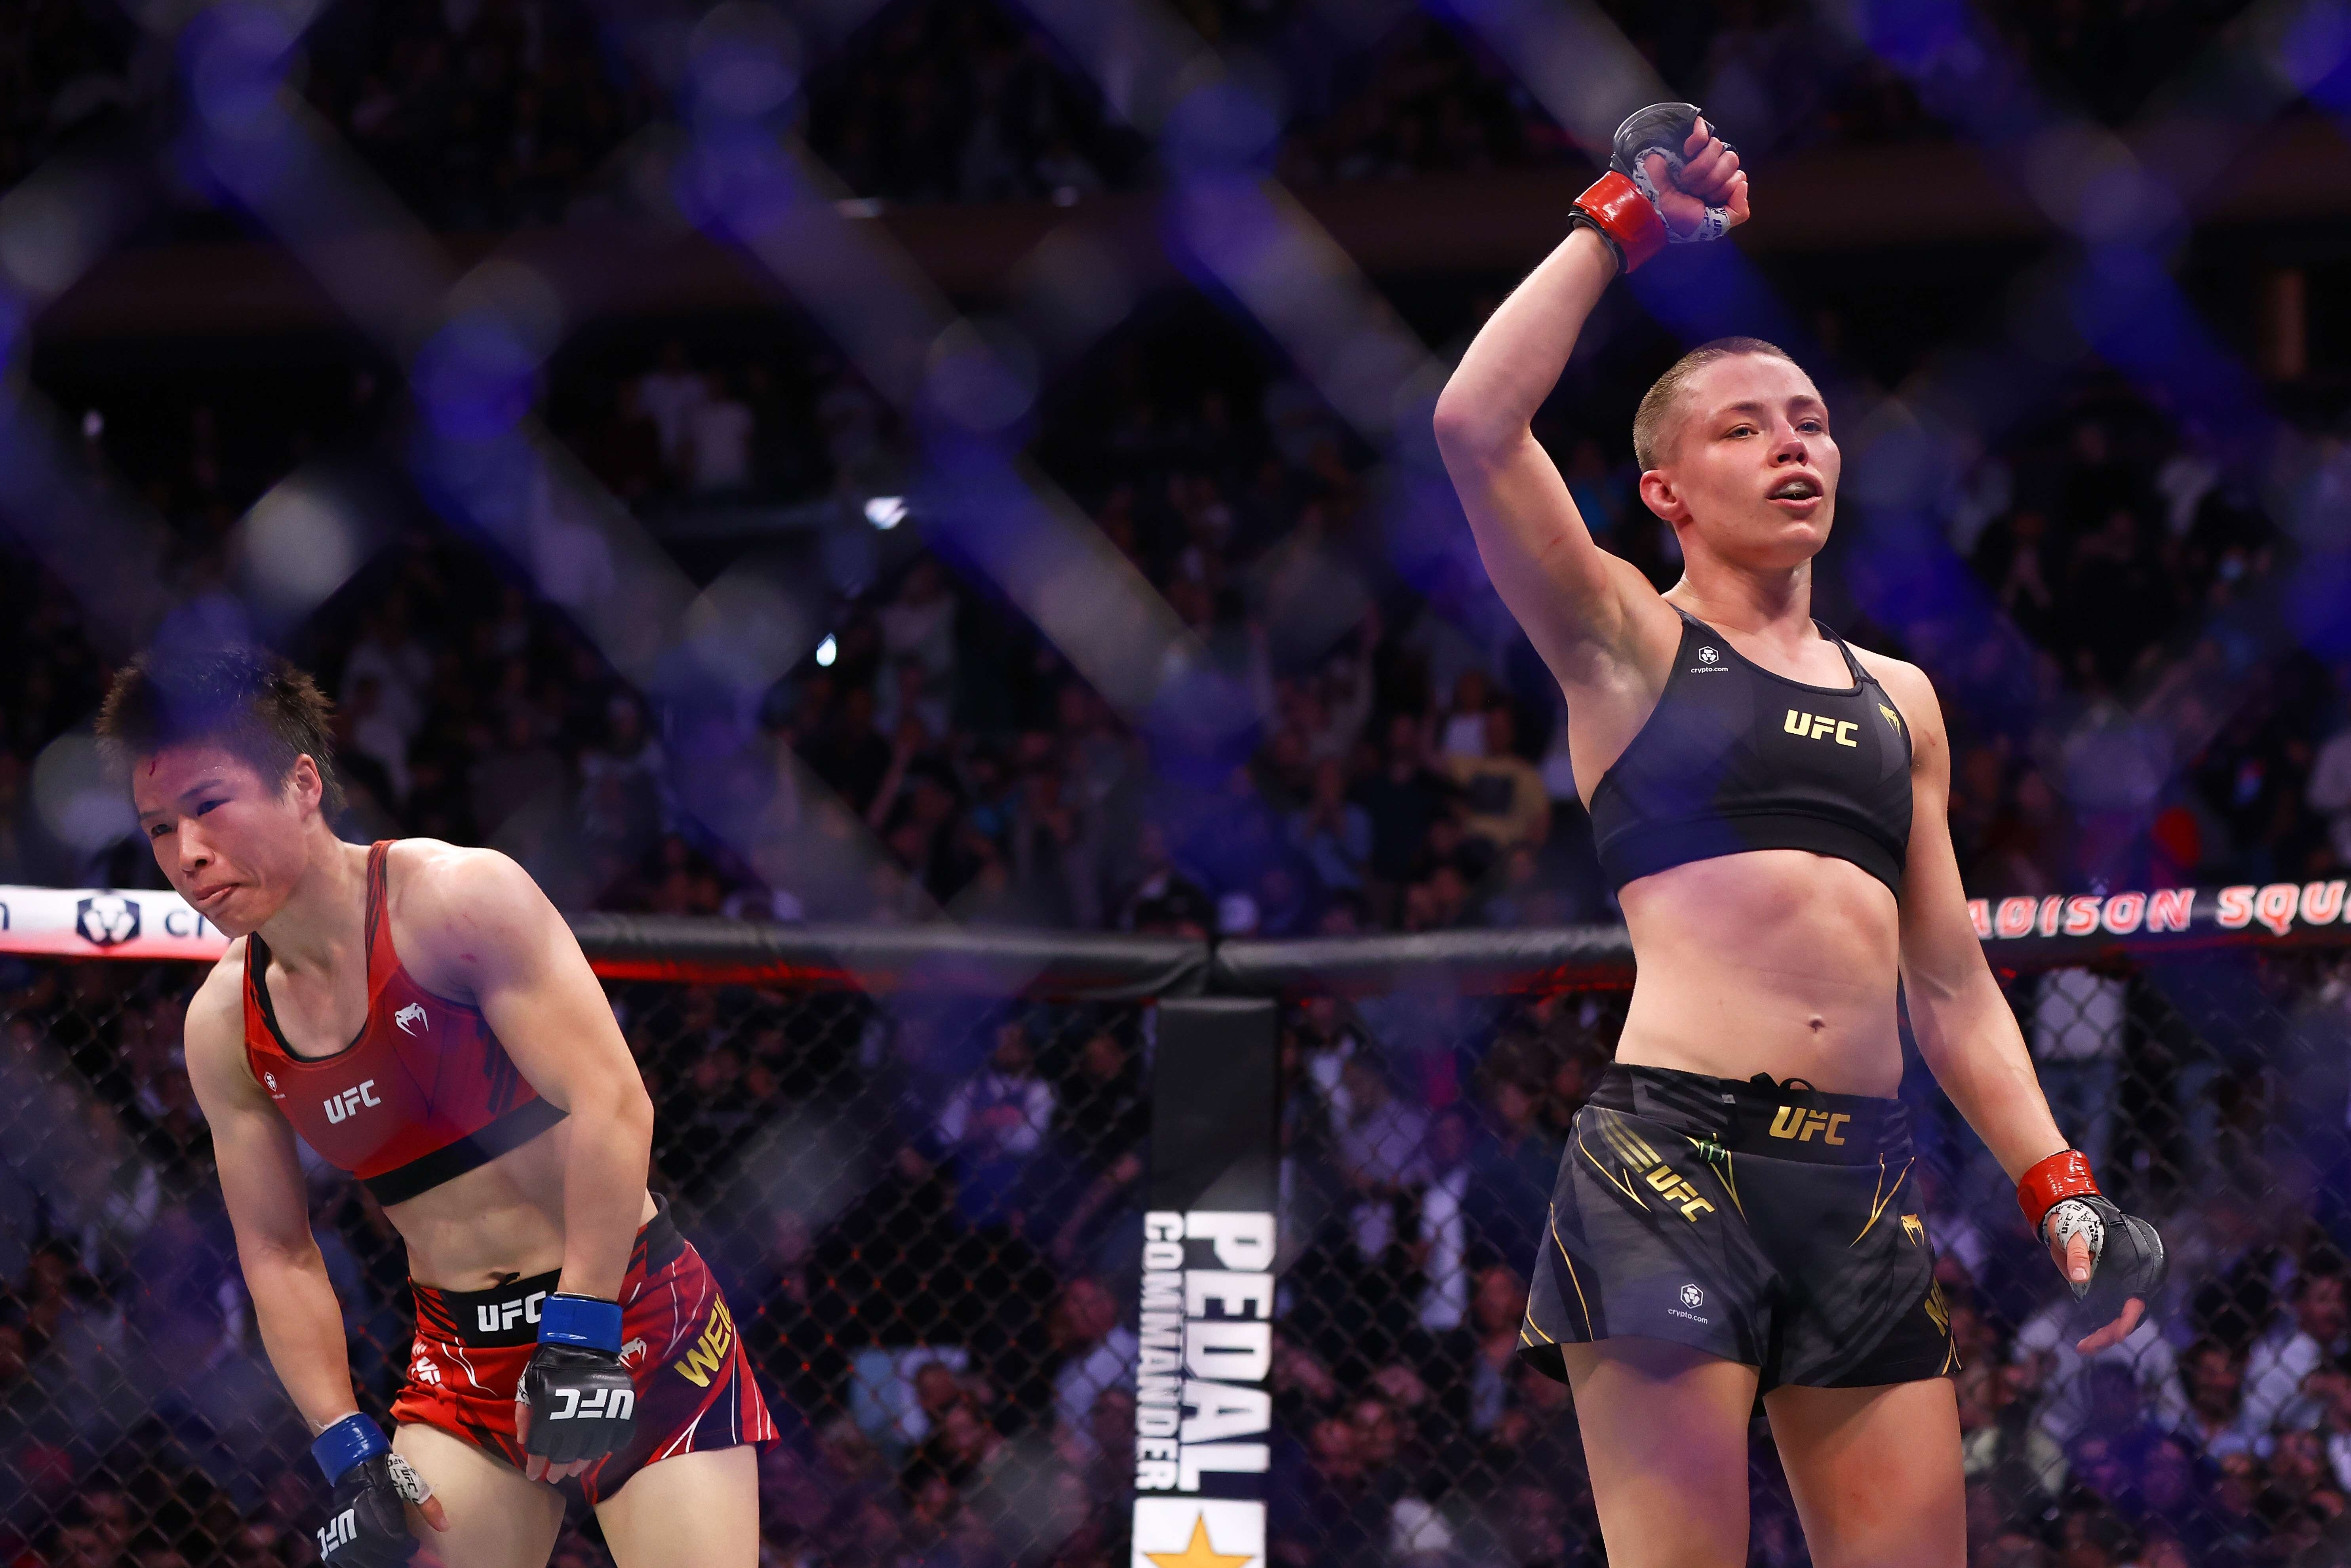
1614 849 1903 1096
381 1125 658 1292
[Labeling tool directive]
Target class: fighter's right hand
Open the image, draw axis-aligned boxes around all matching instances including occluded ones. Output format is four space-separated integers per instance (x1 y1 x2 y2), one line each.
311 1416 447 1568
1631 114 1749 242
1569 102 1749 274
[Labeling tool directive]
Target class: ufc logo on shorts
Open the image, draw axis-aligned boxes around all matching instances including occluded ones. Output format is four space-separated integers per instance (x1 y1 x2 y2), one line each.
1783 709 1857 747
322 1081 381 1123
318 1507 358 1555
548 1385 635 1421
1769 1106 1851 1145
478 1291 548 1336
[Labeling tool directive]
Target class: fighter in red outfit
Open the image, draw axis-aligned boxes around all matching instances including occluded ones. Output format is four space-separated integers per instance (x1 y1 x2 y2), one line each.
103 649 774 1568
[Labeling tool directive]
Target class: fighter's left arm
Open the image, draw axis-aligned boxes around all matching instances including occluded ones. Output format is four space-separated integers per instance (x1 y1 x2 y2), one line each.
1875 660 2153 1353
1875 662 2066 1183
400 844 653 1302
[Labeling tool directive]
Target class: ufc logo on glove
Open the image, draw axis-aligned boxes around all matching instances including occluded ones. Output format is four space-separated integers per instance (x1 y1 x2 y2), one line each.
317 1507 358 1555
548 1384 635 1421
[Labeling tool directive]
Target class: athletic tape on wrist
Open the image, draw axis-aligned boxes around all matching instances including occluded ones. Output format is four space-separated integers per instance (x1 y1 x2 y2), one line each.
311 1414 388 1484
2018 1149 2100 1233
538 1292 623 1351
1570 171 1668 273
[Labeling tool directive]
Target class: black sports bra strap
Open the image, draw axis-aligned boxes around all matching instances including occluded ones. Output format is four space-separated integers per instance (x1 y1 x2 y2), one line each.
1817 621 1869 687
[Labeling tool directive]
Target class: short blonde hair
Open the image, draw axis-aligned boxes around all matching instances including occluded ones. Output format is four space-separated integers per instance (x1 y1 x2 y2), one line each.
1631 336 1799 471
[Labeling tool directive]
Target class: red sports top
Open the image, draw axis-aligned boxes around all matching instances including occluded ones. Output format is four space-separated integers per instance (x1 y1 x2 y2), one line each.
243 841 567 1205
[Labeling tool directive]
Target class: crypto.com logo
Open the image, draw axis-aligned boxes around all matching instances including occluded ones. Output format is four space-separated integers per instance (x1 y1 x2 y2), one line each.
75 895 141 947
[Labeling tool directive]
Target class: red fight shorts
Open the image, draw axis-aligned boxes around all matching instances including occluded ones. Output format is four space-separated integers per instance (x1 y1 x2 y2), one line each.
390 1197 777 1503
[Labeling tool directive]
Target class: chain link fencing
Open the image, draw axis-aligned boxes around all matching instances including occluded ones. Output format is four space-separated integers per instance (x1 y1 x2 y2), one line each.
2 914 2349 1566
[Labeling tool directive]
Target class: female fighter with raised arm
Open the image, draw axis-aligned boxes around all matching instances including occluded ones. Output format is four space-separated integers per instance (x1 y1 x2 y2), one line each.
1431 106 2164 1566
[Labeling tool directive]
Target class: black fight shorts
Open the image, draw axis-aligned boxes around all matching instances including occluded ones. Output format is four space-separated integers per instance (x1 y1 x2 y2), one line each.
1521 1064 1957 1392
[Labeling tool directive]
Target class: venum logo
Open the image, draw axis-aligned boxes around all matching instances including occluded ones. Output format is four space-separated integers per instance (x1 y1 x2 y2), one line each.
619 1336 648 1368
1901 1214 1925 1246
394 1002 428 1035
75 895 140 947
322 1080 381 1124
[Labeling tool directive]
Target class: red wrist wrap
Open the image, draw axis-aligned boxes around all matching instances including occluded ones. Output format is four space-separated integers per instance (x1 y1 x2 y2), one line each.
1572 171 1669 273
2018 1149 2100 1232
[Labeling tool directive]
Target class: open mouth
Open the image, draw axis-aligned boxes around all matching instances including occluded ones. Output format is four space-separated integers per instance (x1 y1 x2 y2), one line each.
1768 476 1822 502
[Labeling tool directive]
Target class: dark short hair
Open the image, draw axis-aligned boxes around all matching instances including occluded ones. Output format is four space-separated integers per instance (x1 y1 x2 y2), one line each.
1631 335 1803 471
97 645 346 816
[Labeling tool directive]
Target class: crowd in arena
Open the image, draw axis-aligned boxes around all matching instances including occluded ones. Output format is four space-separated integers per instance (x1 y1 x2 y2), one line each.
1 0 2294 225
5 948 2351 1566
6 307 2347 932
6 0 2351 1564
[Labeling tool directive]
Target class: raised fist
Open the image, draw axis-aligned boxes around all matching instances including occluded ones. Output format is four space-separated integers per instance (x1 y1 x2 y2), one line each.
1608 103 1750 244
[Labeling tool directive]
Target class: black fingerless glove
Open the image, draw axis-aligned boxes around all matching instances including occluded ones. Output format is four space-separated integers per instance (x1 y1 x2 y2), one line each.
2019 1150 2168 1329
516 1293 637 1468
312 1416 429 1568
2047 1194 2168 1326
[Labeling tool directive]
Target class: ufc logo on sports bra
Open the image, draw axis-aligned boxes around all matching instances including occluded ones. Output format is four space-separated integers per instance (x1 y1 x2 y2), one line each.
322 1080 381 1123
1784 709 1858 748
1769 1106 1850 1145
479 1291 548 1336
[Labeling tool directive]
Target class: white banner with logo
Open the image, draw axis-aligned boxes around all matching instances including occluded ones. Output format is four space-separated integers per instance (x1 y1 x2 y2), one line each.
0 885 231 961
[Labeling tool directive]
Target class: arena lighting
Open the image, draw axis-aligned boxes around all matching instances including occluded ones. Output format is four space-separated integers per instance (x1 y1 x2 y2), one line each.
234 476 369 623
815 633 838 667
29 730 135 856
862 495 907 530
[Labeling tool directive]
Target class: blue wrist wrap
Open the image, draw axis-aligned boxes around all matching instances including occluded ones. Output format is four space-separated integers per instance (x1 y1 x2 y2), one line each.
538 1292 622 1351
312 1414 388 1483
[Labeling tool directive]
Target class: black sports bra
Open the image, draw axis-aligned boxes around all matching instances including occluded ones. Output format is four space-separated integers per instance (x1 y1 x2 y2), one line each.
1588 610 1914 897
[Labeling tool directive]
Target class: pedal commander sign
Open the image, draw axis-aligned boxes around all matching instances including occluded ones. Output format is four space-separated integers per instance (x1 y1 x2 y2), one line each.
1132 1000 1279 1568
0 885 230 961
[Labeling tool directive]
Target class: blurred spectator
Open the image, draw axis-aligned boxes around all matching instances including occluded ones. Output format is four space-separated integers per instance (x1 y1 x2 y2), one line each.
2012 1294 2184 1446
1290 758 1373 896
2245 1267 2351 1435
2311 717 2351 868
1443 708 1550 856
2173 1336 2263 1458
684 370 756 496
638 340 708 470
470 710 566 839
935 1016 1056 1222
1355 716 1452 928
1048 1277 1135 1458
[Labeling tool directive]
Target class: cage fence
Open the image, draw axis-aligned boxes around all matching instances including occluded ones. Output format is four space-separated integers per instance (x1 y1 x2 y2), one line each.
0 903 2347 1567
